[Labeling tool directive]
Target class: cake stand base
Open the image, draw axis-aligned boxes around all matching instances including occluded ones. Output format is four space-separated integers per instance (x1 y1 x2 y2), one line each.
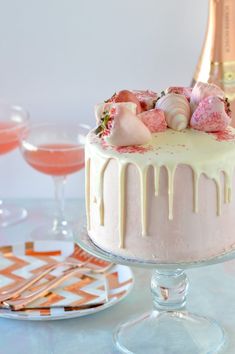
75 229 228 354
114 310 225 354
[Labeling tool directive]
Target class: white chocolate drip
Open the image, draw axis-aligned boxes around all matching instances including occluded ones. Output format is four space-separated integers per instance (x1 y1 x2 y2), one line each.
86 129 235 249
119 163 127 248
224 170 233 204
154 166 160 196
138 166 148 236
166 166 176 220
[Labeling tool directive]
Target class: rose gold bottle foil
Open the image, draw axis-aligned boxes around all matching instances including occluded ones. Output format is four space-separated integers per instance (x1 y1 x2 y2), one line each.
193 0 235 126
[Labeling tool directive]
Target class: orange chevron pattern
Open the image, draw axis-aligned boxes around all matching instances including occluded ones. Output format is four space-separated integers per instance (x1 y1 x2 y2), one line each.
0 242 133 319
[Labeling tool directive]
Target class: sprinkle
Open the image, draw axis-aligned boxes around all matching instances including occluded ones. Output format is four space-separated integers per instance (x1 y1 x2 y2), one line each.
116 145 152 154
210 129 235 142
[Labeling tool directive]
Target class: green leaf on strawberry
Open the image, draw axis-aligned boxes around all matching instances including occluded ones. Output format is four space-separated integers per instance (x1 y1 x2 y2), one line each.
95 110 112 137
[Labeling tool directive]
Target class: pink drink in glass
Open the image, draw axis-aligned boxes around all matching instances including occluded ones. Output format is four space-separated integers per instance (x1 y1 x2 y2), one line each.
23 143 85 176
21 123 89 241
0 104 29 227
0 122 27 155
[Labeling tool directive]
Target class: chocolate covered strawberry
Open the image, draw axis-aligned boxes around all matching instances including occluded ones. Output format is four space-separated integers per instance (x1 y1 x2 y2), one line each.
166 87 192 102
190 82 225 112
190 96 231 132
106 90 143 114
138 109 167 133
95 105 151 147
131 90 158 111
95 102 137 125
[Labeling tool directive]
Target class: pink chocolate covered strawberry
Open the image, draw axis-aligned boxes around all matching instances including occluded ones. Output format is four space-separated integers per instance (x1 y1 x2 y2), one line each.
138 109 167 133
190 82 225 112
106 90 143 114
95 104 151 147
190 96 231 132
166 87 192 102
131 90 158 111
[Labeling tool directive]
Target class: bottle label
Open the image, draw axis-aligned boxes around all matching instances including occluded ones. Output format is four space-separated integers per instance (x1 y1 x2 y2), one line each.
210 61 235 101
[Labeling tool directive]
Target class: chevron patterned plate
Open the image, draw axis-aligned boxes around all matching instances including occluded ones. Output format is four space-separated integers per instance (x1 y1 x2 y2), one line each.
0 241 134 321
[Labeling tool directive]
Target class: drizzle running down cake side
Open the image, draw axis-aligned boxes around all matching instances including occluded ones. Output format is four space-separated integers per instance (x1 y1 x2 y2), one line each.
85 84 235 262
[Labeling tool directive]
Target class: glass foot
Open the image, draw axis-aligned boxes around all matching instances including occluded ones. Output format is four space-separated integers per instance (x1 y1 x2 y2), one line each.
30 221 74 241
114 310 225 354
0 203 27 227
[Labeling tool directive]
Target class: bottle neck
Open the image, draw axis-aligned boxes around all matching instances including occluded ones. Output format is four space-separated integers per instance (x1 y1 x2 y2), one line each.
207 0 235 62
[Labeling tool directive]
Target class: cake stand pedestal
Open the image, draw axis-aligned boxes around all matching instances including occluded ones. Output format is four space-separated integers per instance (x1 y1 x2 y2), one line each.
75 230 232 354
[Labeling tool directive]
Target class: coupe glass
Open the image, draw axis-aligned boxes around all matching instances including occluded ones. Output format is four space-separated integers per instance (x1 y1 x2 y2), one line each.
0 103 29 227
21 123 90 241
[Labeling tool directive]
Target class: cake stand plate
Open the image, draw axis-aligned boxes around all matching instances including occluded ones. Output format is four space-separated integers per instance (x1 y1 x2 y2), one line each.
75 229 228 354
76 227 235 270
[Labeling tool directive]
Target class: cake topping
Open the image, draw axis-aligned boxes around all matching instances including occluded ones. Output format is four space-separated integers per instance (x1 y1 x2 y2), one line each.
106 89 158 113
95 104 151 147
106 90 143 114
190 96 231 132
156 93 191 131
95 102 137 124
138 109 167 133
131 90 158 111
190 81 225 112
166 87 192 102
94 83 232 148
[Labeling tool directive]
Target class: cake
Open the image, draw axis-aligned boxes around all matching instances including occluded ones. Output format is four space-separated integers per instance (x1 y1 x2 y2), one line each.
85 83 235 263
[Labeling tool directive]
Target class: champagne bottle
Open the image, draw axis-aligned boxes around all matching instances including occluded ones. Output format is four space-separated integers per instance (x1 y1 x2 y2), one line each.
192 0 235 126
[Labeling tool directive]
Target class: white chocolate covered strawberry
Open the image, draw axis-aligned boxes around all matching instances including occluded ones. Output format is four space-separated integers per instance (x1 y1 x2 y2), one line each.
95 105 151 147
190 96 231 132
95 102 137 125
190 82 225 112
156 93 191 131
138 109 167 133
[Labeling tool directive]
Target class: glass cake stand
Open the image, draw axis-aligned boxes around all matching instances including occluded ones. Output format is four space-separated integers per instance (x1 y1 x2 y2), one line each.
75 229 234 354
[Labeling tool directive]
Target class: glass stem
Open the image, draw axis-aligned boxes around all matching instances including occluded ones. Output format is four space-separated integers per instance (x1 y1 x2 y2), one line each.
53 176 67 230
151 269 189 311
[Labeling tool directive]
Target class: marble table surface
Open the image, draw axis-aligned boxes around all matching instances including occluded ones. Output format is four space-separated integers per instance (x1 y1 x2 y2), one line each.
0 199 235 354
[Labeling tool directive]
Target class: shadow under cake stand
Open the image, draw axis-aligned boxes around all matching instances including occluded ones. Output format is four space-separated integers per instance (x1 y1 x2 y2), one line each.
75 229 232 354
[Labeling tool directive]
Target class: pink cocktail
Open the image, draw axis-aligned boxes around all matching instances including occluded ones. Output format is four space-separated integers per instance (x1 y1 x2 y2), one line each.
21 123 89 241
0 122 27 155
0 104 29 227
23 143 85 176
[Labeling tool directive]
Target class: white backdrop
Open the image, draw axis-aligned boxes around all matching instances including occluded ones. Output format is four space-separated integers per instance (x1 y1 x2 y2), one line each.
0 0 208 199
